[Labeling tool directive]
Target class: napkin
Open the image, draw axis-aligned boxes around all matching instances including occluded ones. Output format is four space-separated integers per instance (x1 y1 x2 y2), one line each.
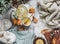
9 27 35 44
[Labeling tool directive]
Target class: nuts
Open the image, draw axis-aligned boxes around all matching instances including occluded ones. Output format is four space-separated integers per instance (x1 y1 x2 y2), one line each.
29 7 35 14
33 16 38 23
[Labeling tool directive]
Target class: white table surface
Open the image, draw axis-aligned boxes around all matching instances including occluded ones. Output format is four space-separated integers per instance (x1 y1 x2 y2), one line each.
28 0 48 37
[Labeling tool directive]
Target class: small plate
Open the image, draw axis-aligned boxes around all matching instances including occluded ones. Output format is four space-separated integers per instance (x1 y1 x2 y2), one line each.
0 31 16 44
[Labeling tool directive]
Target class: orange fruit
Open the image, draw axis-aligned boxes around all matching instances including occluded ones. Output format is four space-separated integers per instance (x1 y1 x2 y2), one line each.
17 19 21 25
13 18 17 25
52 38 56 44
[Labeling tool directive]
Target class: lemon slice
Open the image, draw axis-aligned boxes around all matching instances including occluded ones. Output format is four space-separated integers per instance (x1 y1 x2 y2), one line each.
36 39 44 44
22 17 31 26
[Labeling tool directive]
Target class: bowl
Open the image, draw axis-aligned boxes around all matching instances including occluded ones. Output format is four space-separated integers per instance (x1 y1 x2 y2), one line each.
11 4 28 19
33 37 46 44
11 4 30 26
